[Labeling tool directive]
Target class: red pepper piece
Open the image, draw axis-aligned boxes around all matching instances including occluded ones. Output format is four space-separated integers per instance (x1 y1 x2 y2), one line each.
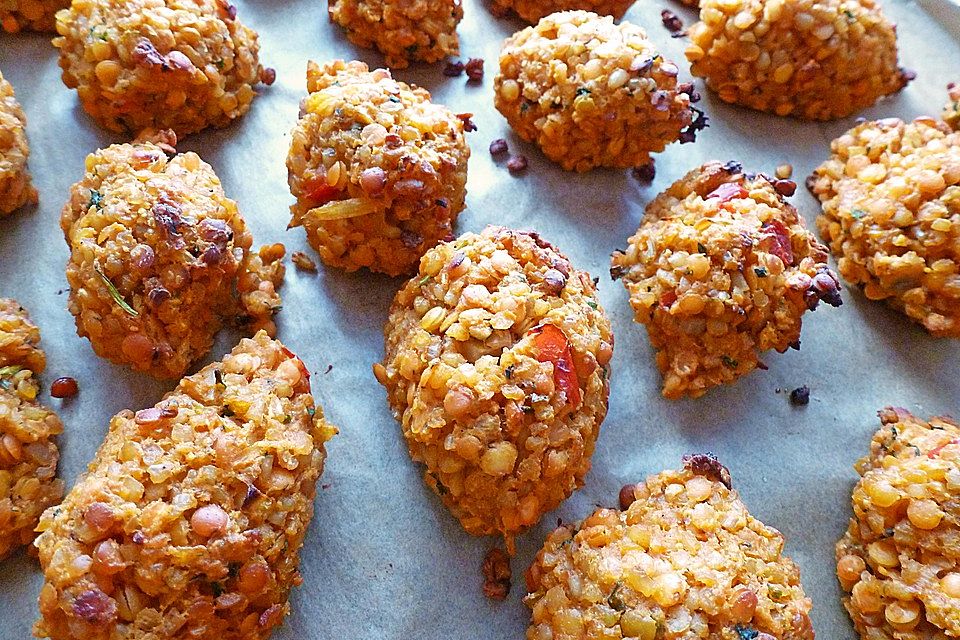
761 219 795 266
705 182 748 204
928 438 960 458
529 324 582 408
302 176 341 206
659 290 677 309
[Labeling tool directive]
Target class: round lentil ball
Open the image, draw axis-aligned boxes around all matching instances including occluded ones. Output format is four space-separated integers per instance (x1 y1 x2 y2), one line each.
809 116 960 337
488 0 635 26
493 10 701 173
0 69 37 216
33 332 338 640
0 0 67 32
836 407 960 640
0 299 64 560
525 456 815 640
328 0 462 69
288 60 470 276
375 226 613 549
685 0 910 120
52 0 270 138
611 161 842 399
61 135 285 379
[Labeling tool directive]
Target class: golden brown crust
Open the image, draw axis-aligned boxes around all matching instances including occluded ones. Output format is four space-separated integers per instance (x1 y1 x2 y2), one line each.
0 0 67 32
612 161 841 399
33 332 337 640
494 11 697 172
376 226 613 548
62 139 284 379
0 299 64 560
685 0 909 120
288 60 469 276
809 116 960 337
525 461 814 640
0 69 38 216
488 0 635 25
328 0 462 68
836 408 960 640
53 0 266 137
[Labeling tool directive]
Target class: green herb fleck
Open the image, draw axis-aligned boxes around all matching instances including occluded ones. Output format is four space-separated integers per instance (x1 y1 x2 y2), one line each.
95 266 138 317
587 300 598 310
575 87 591 97
754 267 768 278
417 274 432 286
697 242 707 254
844 9 856 21
850 208 866 219
0 365 23 390
735 625 759 640
769 586 784 600
282 414 292 424
215 59 225 70
504 365 514 380
89 189 104 210
607 582 626 611
307 407 316 417
721 355 739 369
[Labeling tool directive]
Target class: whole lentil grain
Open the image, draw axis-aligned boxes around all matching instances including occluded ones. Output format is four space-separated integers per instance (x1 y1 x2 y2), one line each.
836 407 960 640
494 11 697 173
329 0 462 69
33 332 337 640
61 135 285 379
0 299 64 560
0 70 38 216
809 113 960 337
612 161 841 399
53 0 268 137
525 461 814 640
288 60 470 276
686 0 910 120
378 226 613 550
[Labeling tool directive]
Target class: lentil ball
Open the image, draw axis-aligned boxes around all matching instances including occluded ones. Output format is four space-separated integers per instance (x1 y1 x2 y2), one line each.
33 332 337 640
809 115 960 337
329 0 462 68
685 0 910 120
488 0 636 25
52 0 268 137
0 69 37 216
836 407 960 640
377 226 613 550
494 11 700 172
0 299 64 560
525 459 814 640
288 60 470 276
61 135 285 379
0 0 67 32
612 161 841 399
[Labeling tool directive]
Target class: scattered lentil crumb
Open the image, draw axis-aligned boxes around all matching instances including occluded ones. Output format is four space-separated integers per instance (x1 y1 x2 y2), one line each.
618 483 637 509
661 9 683 34
457 113 477 132
291 251 318 272
507 155 528 173
443 60 465 77
489 138 509 156
260 67 277 86
776 164 793 180
465 58 484 82
50 377 79 399
633 163 656 183
789 386 810 406
482 547 511 600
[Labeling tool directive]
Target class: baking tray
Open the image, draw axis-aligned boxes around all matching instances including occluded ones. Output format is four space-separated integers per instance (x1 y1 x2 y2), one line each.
1 0 958 637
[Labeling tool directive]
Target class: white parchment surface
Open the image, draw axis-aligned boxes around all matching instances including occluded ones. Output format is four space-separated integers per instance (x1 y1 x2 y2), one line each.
1 0 958 638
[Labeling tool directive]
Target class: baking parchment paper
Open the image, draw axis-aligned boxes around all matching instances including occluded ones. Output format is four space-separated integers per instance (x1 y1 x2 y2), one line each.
1 0 958 637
